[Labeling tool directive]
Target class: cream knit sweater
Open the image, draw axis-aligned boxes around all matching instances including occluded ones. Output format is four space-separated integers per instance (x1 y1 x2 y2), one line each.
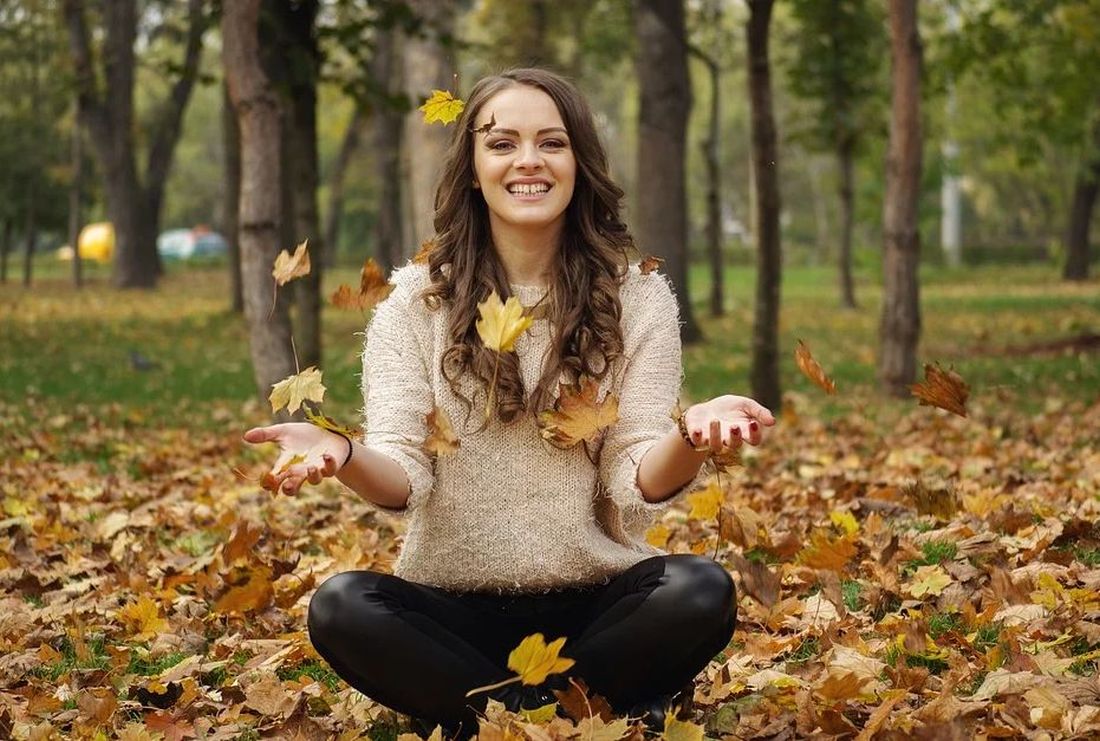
359 261 709 594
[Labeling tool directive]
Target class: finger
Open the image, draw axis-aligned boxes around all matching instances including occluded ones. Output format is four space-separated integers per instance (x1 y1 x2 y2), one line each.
243 425 285 444
709 419 722 454
745 418 763 446
281 473 304 496
744 400 776 426
727 425 743 449
306 465 322 485
320 453 339 477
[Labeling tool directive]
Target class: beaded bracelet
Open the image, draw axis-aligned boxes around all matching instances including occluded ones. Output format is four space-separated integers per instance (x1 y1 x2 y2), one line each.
676 409 709 452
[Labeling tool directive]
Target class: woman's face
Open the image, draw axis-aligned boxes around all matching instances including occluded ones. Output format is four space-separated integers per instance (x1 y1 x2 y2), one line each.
471 85 577 237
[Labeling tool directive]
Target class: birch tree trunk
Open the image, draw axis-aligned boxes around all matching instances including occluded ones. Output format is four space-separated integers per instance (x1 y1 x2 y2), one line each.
879 0 923 396
222 0 296 412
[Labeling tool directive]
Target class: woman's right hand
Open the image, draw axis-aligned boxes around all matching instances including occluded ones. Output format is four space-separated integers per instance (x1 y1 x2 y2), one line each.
242 422 350 495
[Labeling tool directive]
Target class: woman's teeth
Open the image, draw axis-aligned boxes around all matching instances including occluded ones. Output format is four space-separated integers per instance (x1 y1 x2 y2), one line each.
508 183 550 195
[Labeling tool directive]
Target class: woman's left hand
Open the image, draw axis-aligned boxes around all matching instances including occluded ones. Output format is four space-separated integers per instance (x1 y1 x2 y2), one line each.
681 395 775 453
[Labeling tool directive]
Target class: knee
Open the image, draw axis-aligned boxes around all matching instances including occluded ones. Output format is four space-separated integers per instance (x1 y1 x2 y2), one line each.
662 555 736 626
307 571 385 641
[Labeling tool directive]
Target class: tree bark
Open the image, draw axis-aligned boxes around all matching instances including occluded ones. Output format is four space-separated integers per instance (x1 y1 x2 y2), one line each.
837 135 857 308
402 0 455 253
222 0 297 413
222 82 243 312
0 220 11 283
22 200 36 289
689 44 724 317
634 0 701 343
61 0 206 289
372 30 405 270
1064 112 1100 281
69 100 84 289
879 0 923 396
746 0 782 411
324 104 366 262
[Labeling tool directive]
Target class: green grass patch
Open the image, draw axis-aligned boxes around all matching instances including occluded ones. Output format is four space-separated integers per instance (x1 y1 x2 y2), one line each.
972 623 1002 652
928 612 962 640
841 580 863 612
743 547 780 565
904 540 958 574
127 650 188 677
33 635 111 681
276 660 342 691
786 637 820 664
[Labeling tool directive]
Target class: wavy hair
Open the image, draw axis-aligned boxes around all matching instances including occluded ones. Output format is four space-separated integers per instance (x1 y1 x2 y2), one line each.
419 68 635 429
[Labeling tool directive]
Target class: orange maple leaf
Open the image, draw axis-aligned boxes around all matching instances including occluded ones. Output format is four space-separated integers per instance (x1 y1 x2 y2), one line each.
639 255 664 275
423 405 460 456
413 238 437 265
537 378 619 448
910 362 969 417
797 529 858 572
795 339 837 395
330 258 394 311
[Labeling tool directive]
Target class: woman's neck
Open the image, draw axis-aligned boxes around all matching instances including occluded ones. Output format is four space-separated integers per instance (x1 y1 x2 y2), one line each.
489 217 562 287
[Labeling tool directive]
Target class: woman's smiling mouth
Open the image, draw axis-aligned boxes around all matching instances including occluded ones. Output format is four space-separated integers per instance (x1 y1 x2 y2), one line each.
506 181 553 199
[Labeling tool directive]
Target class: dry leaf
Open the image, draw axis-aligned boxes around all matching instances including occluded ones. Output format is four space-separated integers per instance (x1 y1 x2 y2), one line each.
330 258 394 311
419 89 465 125
117 595 168 641
272 240 311 286
686 481 723 521
554 677 615 722
910 362 969 417
476 290 534 353
797 530 858 572
795 339 837 394
303 404 360 439
662 715 704 741
413 238 437 264
269 366 326 415
424 406 460 456
639 255 664 275
537 378 619 448
909 565 953 597
902 479 959 521
730 553 780 608
508 633 575 686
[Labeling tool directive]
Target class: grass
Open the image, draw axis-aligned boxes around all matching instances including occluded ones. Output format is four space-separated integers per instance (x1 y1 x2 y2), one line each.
2 258 1097 427
904 540 959 574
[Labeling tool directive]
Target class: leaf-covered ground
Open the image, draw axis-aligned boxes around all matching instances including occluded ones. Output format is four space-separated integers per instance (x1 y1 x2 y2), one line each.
2 263 1099 739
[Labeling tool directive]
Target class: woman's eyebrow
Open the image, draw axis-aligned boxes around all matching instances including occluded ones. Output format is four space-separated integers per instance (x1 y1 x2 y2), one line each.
486 126 568 136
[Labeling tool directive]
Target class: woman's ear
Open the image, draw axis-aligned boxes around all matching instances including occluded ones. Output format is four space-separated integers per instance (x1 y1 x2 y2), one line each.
472 180 480 189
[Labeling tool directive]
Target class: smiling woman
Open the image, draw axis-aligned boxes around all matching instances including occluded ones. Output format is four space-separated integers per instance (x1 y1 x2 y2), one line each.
243 67 774 739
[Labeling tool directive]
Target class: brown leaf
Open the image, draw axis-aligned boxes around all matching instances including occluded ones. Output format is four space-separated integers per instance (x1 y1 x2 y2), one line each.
223 519 264 567
815 671 872 703
537 378 619 448
797 530 858 572
794 339 837 395
730 553 780 608
423 406 460 457
330 258 394 311
553 677 615 722
910 362 969 417
213 568 274 616
272 240 311 286
901 479 959 522
638 255 664 275
412 238 437 265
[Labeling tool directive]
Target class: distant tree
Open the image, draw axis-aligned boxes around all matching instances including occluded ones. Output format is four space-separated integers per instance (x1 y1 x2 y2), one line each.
61 0 210 289
222 82 243 313
222 0 297 411
745 0 782 411
879 0 923 397
634 0 701 343
787 0 885 308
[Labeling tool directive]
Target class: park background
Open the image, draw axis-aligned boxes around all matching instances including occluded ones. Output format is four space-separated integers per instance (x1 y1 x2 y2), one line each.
1 1 1099 739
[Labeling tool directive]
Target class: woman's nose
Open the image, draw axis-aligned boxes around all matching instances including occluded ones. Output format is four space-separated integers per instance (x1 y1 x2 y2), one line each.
514 141 543 169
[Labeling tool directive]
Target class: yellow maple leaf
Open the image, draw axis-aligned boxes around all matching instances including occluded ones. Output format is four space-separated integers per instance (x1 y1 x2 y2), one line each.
272 240 311 286
797 529 858 572
476 290 533 353
686 482 723 521
646 522 672 549
908 565 953 598
829 509 859 536
537 378 620 448
118 595 168 641
269 366 326 414
519 702 559 723
303 404 360 439
662 715 704 741
419 89 465 125
507 633 575 686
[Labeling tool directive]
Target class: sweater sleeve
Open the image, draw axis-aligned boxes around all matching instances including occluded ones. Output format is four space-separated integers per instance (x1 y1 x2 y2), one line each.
598 273 710 527
359 278 435 516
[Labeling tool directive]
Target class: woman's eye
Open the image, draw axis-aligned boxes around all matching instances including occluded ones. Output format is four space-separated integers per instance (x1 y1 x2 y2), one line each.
489 140 514 151
542 139 566 149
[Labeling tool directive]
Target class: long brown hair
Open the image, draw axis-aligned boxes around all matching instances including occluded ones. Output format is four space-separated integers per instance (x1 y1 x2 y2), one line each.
420 68 634 429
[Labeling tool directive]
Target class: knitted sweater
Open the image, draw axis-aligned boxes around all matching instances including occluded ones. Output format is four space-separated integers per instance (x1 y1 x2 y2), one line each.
359 261 709 594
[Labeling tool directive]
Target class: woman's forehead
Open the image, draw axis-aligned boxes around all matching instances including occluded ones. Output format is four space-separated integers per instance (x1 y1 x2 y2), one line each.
475 86 566 133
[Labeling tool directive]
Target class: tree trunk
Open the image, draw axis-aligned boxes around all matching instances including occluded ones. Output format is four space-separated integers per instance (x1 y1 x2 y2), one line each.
222 0 297 413
691 48 724 317
222 82 243 312
324 104 366 262
837 135 857 308
0 220 11 283
69 101 84 289
62 0 206 289
634 0 701 343
22 201 36 289
1064 112 1100 281
746 0 782 411
879 0 923 396
372 30 405 270
402 0 455 253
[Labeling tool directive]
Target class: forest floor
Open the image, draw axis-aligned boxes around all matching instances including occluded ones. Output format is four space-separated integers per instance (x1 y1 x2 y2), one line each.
1 260 1098 739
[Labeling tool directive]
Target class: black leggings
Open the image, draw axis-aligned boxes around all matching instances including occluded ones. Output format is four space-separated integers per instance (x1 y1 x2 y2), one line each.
307 554 736 736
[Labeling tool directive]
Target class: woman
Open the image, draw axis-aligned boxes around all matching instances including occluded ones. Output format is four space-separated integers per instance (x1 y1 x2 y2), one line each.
244 68 774 738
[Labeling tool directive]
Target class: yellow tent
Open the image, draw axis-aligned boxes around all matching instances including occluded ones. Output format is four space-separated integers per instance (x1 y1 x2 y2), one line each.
78 222 115 263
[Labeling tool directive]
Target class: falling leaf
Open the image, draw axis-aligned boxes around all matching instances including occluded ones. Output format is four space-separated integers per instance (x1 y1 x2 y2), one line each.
272 240 311 286
795 339 837 395
412 238 437 264
554 677 615 722
276 453 305 475
419 89 465 125
330 258 394 311
423 406 460 456
470 112 497 136
686 481 723 521
909 565 953 597
117 595 168 641
639 255 664 275
537 378 619 448
508 633 575 686
910 362 969 417
269 366 326 415
518 702 558 723
476 290 534 353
